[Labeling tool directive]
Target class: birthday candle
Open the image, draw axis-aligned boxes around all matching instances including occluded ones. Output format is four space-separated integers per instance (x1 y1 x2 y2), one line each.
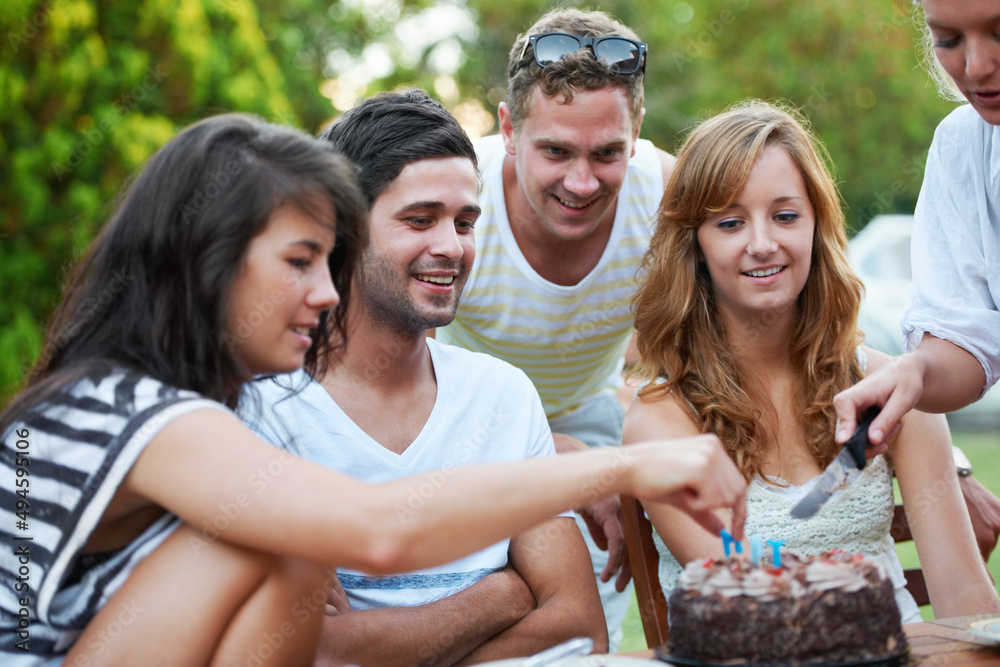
720 529 734 557
750 534 763 564
767 538 786 567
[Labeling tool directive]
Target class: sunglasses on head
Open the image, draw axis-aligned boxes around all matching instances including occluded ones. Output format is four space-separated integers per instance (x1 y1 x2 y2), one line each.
520 32 647 75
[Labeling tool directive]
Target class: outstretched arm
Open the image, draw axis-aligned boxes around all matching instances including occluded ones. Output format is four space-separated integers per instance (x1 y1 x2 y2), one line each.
127 408 746 576
313 568 534 667
68 407 745 665
621 389 737 566
552 433 631 591
833 334 986 451
891 410 999 615
456 517 607 663
868 351 1000 617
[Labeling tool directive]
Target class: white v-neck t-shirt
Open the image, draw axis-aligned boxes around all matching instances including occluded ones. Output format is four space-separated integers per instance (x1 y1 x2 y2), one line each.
245 338 557 609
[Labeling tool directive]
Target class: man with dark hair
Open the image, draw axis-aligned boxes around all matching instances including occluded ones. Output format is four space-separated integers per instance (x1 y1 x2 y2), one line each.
246 90 606 665
435 8 676 649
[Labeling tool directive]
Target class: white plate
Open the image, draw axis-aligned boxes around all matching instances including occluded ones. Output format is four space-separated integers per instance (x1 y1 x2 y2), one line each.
478 657 662 667
967 617 1000 643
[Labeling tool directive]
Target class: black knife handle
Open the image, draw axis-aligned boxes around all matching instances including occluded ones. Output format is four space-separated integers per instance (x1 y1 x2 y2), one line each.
845 406 880 470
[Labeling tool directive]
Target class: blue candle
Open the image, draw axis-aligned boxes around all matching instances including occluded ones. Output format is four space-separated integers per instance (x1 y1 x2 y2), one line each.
720 529 734 557
750 534 763 564
768 538 786 567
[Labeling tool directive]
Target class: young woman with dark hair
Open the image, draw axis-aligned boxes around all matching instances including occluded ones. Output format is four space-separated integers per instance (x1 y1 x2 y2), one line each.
0 113 746 665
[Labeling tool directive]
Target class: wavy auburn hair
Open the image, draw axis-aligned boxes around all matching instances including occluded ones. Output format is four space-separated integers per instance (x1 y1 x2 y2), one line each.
632 100 864 482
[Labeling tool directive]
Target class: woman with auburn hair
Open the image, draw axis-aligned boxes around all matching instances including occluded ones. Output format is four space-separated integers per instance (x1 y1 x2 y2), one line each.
623 100 999 621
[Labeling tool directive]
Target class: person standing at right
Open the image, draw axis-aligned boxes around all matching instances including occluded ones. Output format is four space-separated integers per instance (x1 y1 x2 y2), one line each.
436 8 675 649
834 0 1000 446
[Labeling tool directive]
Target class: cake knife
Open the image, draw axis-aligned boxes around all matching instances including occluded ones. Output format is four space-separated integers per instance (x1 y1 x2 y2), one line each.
522 637 594 666
789 407 879 519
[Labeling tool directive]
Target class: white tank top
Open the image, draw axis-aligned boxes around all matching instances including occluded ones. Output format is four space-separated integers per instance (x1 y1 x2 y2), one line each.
438 134 663 419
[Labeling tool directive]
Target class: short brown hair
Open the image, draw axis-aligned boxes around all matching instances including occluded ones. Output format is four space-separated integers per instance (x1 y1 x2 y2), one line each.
506 8 644 130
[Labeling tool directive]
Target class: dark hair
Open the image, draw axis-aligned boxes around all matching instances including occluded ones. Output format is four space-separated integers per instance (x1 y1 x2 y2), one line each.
317 89 479 206
1 113 367 430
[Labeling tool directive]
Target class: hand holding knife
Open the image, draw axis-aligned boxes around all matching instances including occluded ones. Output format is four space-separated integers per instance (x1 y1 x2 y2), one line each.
789 406 880 520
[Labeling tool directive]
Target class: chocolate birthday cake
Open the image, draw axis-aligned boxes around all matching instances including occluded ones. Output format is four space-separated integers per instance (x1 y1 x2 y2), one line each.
666 550 908 665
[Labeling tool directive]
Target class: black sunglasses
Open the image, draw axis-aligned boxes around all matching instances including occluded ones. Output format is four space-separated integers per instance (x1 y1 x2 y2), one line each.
520 32 647 75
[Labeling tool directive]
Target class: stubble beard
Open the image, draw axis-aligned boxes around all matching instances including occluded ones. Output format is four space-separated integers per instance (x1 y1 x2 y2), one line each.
358 246 464 336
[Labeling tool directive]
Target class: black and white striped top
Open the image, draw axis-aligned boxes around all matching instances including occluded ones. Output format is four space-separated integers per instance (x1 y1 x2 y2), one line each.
0 367 223 664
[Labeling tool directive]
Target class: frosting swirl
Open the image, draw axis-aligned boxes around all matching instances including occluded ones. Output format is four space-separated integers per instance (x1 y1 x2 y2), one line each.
675 549 886 599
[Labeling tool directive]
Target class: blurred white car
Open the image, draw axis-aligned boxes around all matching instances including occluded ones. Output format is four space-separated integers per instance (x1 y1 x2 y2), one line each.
849 214 1000 428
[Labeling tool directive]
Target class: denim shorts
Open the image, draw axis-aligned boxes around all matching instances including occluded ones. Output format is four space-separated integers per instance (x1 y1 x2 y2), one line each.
547 391 625 449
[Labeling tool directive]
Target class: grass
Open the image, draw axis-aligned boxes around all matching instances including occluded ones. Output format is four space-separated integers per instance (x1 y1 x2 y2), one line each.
617 427 1000 652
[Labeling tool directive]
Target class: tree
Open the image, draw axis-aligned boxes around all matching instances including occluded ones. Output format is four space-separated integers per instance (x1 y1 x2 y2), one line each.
0 0 328 402
0 0 961 404
456 0 955 231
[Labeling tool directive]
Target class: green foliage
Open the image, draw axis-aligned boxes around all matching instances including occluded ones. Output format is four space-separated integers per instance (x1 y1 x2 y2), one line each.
0 0 327 404
0 0 965 405
459 0 956 233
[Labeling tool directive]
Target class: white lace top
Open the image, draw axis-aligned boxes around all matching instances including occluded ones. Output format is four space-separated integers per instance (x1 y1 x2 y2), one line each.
652 454 922 623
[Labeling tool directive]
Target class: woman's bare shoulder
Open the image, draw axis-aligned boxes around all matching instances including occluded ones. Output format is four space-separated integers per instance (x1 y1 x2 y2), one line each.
623 384 701 442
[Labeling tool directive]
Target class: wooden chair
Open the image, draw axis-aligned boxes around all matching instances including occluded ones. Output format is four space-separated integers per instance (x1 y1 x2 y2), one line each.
621 494 669 648
621 495 930 650
890 503 930 606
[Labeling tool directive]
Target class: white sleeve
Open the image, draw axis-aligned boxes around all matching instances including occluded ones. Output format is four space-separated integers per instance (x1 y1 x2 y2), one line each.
521 374 557 460
515 371 576 519
902 109 1000 396
237 377 301 448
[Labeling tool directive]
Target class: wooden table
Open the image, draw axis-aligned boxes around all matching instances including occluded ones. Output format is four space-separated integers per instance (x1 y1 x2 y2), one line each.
904 614 1000 665
620 614 1000 665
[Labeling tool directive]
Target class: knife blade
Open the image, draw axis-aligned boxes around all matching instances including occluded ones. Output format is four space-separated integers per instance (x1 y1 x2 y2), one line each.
789 406 880 519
